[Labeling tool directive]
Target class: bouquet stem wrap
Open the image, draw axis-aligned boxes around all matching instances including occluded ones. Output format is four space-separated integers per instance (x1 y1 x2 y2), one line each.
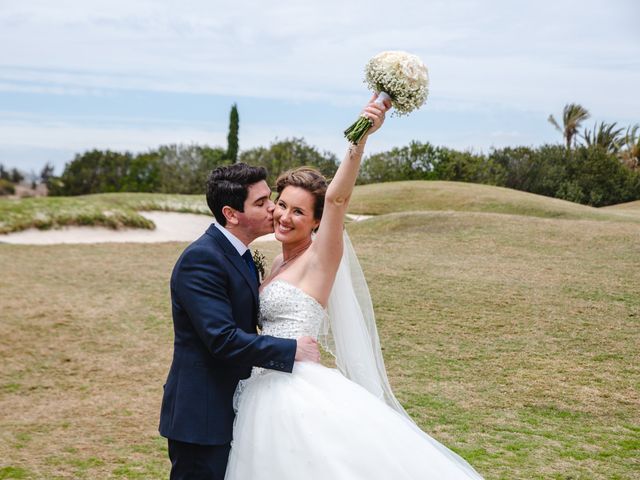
344 92 391 145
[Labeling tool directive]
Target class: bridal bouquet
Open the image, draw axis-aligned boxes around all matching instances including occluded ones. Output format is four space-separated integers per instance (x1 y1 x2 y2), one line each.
344 51 429 144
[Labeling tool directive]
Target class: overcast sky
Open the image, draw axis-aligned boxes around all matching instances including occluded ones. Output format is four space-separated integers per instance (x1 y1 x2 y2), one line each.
1 0 638 174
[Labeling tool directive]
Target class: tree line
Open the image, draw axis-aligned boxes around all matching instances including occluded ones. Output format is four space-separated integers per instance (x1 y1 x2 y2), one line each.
1 103 639 207
40 139 338 196
357 103 639 207
358 141 640 207
352 102 640 207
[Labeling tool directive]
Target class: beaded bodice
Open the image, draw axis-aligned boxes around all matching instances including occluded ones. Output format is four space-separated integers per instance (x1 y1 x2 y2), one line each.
259 280 327 340
233 280 328 411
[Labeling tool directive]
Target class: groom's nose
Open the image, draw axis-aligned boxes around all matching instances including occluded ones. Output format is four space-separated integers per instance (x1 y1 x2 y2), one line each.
267 200 275 213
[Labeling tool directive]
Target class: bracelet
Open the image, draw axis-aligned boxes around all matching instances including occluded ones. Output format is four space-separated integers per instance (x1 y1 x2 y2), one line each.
347 143 365 159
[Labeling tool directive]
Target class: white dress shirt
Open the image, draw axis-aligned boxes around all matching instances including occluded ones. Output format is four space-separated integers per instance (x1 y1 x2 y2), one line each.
214 222 249 256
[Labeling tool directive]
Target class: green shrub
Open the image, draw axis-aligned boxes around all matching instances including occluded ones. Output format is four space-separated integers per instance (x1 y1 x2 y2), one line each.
360 141 447 184
239 138 338 186
434 148 506 185
0 178 15 196
51 145 230 196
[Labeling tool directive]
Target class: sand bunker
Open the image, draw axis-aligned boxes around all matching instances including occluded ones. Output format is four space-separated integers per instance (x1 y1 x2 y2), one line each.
0 212 371 245
0 212 274 245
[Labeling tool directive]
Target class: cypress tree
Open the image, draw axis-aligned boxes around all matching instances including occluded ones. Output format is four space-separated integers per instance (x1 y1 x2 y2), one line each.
227 103 239 163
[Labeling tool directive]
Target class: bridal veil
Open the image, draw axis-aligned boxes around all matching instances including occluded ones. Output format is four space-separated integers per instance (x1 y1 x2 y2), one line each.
321 231 483 479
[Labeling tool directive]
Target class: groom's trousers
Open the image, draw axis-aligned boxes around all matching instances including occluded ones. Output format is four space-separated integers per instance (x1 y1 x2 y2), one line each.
168 439 231 480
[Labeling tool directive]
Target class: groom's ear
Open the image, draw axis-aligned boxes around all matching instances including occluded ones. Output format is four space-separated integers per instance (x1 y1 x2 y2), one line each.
221 206 239 226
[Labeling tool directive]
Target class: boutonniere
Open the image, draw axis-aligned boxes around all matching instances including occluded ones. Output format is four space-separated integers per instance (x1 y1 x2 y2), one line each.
252 249 266 283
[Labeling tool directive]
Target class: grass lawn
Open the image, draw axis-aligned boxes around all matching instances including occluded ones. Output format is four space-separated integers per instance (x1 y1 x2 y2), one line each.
0 184 639 479
350 212 639 479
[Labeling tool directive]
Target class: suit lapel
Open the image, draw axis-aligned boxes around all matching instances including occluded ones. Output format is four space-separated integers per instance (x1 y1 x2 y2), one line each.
206 225 259 305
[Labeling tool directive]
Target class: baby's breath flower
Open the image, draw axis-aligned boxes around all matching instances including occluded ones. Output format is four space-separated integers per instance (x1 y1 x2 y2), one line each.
365 51 429 116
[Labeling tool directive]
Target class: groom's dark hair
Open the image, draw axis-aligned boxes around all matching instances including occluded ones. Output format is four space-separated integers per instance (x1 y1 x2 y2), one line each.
206 163 269 226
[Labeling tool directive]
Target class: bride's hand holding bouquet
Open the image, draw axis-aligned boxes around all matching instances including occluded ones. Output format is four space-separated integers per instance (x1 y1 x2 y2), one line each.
357 93 392 141
344 51 429 145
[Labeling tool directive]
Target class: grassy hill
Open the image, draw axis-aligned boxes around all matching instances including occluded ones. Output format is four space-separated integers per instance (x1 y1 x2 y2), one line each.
350 181 639 222
2 181 639 235
1 204 639 478
0 192 208 234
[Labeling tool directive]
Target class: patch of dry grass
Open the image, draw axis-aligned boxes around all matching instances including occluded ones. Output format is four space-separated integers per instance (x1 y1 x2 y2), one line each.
0 243 183 479
350 212 639 479
603 199 640 210
602 200 640 219
0 211 638 478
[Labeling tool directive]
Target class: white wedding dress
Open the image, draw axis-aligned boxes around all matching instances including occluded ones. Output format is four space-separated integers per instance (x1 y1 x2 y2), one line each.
224 279 484 479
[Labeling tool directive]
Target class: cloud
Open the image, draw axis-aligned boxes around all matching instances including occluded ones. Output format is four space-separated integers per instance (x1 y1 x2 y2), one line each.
0 115 223 152
1 0 637 113
0 0 638 171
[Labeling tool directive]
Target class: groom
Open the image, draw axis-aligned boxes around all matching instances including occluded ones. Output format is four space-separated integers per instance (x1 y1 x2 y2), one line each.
159 163 320 480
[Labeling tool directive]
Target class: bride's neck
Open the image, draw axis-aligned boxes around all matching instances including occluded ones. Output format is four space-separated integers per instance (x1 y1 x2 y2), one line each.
282 238 312 262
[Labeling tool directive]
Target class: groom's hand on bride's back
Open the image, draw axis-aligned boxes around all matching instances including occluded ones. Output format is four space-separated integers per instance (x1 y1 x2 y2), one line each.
295 337 321 363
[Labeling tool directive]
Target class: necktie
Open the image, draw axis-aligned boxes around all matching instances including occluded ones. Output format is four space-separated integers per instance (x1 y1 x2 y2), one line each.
242 250 259 283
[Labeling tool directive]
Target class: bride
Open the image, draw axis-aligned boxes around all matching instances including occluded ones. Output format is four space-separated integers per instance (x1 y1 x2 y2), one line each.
225 96 484 479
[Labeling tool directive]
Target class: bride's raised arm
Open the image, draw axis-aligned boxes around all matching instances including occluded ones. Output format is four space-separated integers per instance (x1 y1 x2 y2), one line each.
309 95 389 289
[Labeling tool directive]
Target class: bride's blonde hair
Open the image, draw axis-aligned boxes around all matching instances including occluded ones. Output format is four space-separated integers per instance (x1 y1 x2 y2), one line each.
275 167 328 221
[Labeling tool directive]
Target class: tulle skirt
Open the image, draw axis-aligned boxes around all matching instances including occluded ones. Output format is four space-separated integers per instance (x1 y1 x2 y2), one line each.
225 362 483 479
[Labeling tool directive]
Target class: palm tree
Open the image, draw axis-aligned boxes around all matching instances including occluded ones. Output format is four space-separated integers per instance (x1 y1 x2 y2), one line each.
582 121 624 154
619 124 640 171
548 103 590 150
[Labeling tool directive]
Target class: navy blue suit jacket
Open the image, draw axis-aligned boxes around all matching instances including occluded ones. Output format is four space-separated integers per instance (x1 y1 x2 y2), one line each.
159 224 297 445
